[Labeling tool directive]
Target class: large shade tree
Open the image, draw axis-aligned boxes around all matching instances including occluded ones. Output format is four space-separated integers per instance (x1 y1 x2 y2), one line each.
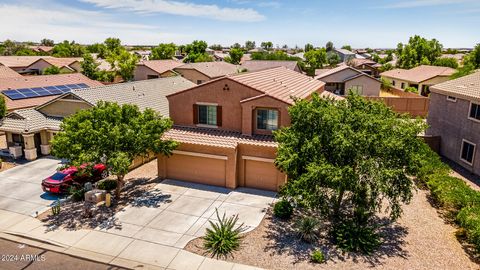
396 35 443 69
275 94 427 227
51 102 178 197
0 95 6 119
151 43 177 60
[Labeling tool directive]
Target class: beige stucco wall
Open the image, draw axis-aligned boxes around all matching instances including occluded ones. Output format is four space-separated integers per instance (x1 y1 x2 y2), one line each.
134 65 159 81
240 95 291 136
320 68 359 82
344 75 381 96
174 68 211 84
27 59 52 74
38 98 92 117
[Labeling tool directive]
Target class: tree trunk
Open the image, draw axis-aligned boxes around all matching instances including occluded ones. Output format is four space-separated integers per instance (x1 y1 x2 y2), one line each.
115 175 125 198
333 188 345 223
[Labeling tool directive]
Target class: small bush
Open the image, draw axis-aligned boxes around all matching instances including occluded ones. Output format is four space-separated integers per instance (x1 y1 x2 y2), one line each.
295 216 320 243
457 206 480 252
333 220 381 254
97 179 117 190
273 199 293 219
203 209 246 259
427 175 480 210
69 187 86 202
311 250 325 263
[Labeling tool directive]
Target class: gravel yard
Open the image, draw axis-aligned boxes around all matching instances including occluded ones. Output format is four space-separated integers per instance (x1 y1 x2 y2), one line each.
186 189 479 270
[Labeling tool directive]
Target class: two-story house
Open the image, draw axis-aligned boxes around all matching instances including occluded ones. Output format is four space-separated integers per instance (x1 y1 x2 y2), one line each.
426 71 480 175
315 65 381 96
158 67 341 191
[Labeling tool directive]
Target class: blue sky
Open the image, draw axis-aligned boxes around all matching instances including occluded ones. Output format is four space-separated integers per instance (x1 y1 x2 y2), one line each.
0 0 479 48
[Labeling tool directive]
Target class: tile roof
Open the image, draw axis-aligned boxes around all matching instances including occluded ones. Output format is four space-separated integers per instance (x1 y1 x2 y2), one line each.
38 57 82 69
380 65 456 83
241 60 300 72
430 70 480 102
314 64 350 79
349 58 378 67
28 45 54 53
334 48 355 55
0 108 63 133
164 126 277 149
139 60 183 75
0 73 103 111
0 65 22 79
175 62 239 78
68 76 196 117
229 67 332 104
0 56 52 68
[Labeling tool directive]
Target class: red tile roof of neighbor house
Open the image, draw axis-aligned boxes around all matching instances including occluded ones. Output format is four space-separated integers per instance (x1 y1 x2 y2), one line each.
164 126 277 148
240 60 300 72
0 73 103 111
349 58 378 67
229 66 339 104
380 65 456 83
174 62 239 78
0 56 52 68
35 57 82 69
139 60 184 75
0 65 22 79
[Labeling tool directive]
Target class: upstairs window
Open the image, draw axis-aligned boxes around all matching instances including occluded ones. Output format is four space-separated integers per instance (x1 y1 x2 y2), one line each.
470 102 480 121
461 140 476 165
257 109 279 131
401 82 405 89
392 80 396 86
194 104 222 127
446 96 457 102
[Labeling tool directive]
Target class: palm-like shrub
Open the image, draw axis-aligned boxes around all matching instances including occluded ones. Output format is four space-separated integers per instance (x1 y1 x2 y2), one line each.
295 216 320 243
203 209 246 259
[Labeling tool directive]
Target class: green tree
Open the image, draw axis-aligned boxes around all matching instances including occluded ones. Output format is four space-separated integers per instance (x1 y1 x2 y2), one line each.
451 44 480 79
261 41 273 51
225 48 244 65
52 40 85 57
304 43 314 52
396 35 443 69
40 38 54 46
51 102 178 197
275 93 426 229
326 41 334 52
108 50 139 81
209 44 223 51
81 53 100 80
433 57 458 69
43 66 61 75
304 48 327 75
341 45 352 51
184 40 212 63
380 77 392 90
104 37 122 55
0 95 6 119
151 43 177 60
245 41 256 51
231 43 241 49
327 52 341 67
379 63 394 72
86 43 108 58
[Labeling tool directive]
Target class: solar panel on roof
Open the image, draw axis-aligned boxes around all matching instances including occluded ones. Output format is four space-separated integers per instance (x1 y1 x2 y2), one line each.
1 83 90 100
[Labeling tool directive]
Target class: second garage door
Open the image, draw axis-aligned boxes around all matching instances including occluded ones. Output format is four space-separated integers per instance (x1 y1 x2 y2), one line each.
166 151 226 187
244 158 279 191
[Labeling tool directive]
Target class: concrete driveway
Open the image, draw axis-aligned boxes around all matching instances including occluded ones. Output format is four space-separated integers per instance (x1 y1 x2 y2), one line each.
0 157 62 216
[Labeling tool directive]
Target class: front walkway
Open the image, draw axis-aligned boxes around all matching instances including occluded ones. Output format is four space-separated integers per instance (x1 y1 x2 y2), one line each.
0 160 273 270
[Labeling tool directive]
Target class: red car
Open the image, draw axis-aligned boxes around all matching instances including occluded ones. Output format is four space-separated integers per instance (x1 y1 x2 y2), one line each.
41 163 109 194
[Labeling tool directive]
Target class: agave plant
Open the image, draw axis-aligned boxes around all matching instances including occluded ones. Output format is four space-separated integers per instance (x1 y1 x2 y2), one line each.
295 216 320 243
203 209 246 259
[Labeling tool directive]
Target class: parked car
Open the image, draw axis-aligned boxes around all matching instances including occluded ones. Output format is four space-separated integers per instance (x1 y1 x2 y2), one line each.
41 163 109 194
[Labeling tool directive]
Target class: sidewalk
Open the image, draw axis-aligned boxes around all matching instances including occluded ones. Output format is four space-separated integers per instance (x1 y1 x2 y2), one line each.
0 209 262 270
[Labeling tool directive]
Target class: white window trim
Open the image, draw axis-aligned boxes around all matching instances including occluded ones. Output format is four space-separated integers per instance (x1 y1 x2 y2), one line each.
196 102 218 106
468 102 480 123
446 96 457 102
460 139 476 166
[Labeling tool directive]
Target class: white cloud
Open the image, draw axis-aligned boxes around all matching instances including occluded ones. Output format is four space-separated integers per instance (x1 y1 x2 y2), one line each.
0 4 191 45
378 0 473 8
81 0 265 22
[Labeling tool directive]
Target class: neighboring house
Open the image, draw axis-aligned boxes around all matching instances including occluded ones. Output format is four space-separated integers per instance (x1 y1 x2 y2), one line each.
426 71 480 176
158 67 341 191
381 65 456 96
213 52 229 62
26 57 82 74
0 56 50 73
28 45 54 54
334 48 356 62
134 60 183 81
240 53 252 64
133 50 151 60
440 53 465 63
0 64 22 79
241 60 302 73
293 52 305 60
0 73 103 112
348 58 382 77
315 65 381 96
173 62 239 84
0 77 195 161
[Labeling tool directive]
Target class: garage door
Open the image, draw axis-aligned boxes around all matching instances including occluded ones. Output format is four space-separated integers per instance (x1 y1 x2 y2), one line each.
166 151 226 187
244 157 278 191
